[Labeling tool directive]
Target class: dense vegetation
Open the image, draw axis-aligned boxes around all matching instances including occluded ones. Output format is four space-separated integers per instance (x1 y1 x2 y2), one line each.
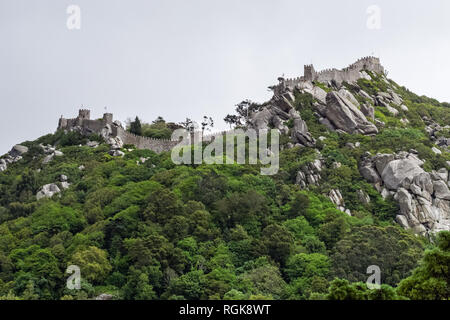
0 72 449 300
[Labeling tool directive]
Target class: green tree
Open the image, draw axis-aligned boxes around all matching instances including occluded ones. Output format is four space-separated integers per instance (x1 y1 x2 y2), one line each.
285 253 330 281
330 225 424 286
69 246 112 284
262 224 294 265
130 116 142 136
242 264 287 299
397 231 450 300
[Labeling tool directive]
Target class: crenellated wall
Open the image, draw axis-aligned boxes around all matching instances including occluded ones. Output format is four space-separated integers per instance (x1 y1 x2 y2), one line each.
113 126 180 153
281 56 384 88
58 110 233 153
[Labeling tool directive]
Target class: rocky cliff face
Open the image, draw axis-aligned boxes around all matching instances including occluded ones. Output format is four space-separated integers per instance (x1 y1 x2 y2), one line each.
249 68 381 146
245 58 450 235
360 151 450 235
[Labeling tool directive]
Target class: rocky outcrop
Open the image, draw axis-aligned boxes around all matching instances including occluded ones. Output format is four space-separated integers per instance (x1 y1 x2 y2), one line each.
249 86 315 147
322 92 378 135
36 184 61 200
0 145 29 172
360 103 375 121
10 145 28 157
360 151 450 235
423 117 450 152
298 81 327 104
41 145 64 165
295 158 324 189
0 159 7 172
328 189 351 215
290 110 315 147
109 150 125 157
374 90 403 110
251 63 390 147
386 105 399 116
36 175 71 200
381 158 425 190
357 190 371 205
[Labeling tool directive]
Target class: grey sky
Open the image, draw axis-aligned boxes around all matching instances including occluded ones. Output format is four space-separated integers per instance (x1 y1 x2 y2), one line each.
1 0 449 154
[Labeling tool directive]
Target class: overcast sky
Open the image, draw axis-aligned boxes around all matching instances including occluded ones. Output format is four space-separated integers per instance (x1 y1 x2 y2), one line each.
1 0 450 154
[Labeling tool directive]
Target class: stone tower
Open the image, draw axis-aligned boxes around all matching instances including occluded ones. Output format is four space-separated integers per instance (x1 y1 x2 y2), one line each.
103 113 113 124
304 64 316 81
78 109 91 120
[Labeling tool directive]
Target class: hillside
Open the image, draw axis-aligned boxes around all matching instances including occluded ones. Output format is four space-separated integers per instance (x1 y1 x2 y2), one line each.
0 57 449 300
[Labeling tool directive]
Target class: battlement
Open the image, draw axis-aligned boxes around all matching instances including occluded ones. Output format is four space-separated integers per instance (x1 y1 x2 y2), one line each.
279 56 384 89
103 113 113 124
304 64 316 82
78 109 91 120
59 109 116 137
57 109 240 153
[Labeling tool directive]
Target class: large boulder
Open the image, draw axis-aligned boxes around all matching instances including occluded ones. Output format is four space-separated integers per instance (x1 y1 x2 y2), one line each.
297 81 327 104
433 180 450 200
250 108 272 131
360 103 375 121
338 88 359 107
388 89 403 106
107 136 124 150
306 86 327 104
359 165 381 184
409 173 433 201
272 115 289 134
325 92 378 135
0 159 7 172
361 152 450 235
36 184 61 200
10 145 28 157
289 109 315 147
381 159 425 190
373 153 395 175
385 105 399 116
328 189 351 215
109 150 125 157
272 92 295 112
295 158 323 189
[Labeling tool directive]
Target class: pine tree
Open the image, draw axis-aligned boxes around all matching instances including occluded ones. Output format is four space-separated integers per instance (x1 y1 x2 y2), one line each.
130 116 142 136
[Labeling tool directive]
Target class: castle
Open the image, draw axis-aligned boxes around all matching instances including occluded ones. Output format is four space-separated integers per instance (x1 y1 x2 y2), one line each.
58 109 181 153
58 57 385 153
281 56 384 88
58 109 233 153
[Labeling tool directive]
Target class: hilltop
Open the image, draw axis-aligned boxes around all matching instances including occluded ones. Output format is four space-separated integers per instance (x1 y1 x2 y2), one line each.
0 57 449 300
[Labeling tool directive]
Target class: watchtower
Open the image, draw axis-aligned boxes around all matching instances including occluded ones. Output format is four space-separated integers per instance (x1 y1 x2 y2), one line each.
103 113 113 124
78 109 91 120
304 64 316 81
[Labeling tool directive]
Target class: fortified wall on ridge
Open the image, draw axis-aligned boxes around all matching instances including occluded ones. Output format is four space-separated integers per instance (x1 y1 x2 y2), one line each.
57 57 385 153
282 56 384 88
57 110 233 153
58 109 180 153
